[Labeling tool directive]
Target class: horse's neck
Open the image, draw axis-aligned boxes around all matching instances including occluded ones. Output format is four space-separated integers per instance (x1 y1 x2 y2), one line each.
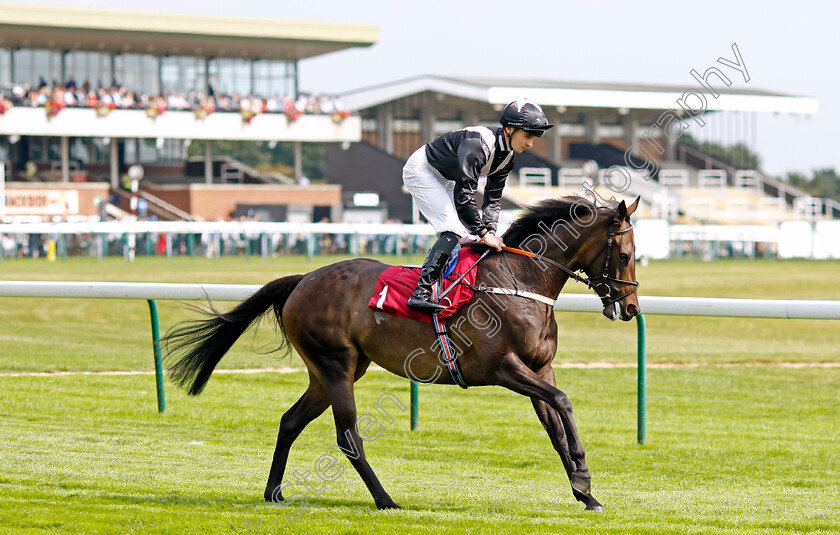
536 218 609 296
479 217 609 298
479 251 571 301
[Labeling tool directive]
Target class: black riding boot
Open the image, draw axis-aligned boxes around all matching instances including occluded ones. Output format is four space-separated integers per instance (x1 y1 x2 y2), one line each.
407 232 459 312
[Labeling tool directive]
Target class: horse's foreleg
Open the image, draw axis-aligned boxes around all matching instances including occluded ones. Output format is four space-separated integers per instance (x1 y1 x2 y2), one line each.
322 374 400 510
265 375 331 503
532 365 594 493
495 354 604 512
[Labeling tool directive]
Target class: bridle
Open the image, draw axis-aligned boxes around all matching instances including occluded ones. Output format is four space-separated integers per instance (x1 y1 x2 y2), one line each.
583 220 640 308
502 218 640 309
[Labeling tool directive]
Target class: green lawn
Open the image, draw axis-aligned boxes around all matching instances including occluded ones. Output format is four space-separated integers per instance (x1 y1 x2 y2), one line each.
0 256 838 534
0 369 837 535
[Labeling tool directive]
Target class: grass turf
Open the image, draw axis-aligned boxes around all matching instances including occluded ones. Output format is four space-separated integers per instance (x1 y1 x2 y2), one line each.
0 255 838 534
0 369 837 534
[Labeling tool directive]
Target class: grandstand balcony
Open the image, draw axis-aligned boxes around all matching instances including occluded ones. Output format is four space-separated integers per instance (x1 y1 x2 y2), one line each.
0 107 361 143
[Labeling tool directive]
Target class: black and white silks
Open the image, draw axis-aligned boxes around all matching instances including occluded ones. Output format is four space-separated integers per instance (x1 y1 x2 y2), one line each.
424 126 515 238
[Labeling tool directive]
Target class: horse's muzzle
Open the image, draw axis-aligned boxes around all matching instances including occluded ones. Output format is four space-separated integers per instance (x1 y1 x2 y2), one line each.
603 301 640 322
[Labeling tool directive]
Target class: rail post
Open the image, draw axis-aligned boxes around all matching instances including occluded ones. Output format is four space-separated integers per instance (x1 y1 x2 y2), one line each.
636 313 646 445
410 380 419 430
147 299 166 413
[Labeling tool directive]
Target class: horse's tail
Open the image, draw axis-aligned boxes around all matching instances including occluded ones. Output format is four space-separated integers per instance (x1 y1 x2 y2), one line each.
163 274 305 396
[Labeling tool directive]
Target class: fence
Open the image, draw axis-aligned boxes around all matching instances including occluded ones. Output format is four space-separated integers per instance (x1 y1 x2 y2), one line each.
1 281 839 444
3 219 840 261
0 221 438 261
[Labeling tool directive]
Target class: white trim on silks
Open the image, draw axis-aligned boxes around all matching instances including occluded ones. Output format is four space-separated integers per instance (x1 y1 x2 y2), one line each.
479 287 557 306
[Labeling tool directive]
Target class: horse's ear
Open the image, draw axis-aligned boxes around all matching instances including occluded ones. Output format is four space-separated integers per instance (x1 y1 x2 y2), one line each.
626 196 641 216
617 200 627 219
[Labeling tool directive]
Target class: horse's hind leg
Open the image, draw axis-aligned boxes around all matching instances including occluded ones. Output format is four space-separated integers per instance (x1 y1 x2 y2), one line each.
317 353 399 510
495 355 604 512
264 358 374 504
264 374 331 502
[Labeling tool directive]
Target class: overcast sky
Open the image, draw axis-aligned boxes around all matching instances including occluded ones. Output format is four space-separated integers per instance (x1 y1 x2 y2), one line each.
27 0 840 178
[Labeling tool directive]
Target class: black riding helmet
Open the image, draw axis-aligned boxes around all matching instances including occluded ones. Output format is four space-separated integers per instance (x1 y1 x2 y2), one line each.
499 99 554 137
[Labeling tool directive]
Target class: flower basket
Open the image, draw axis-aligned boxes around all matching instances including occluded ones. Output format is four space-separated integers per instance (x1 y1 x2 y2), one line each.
285 109 301 123
45 100 65 118
96 103 113 117
145 105 160 119
0 99 11 115
331 110 351 124
240 109 257 124
194 107 210 120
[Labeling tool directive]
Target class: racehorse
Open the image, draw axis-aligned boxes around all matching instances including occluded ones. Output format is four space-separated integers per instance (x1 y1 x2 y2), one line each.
163 194 640 513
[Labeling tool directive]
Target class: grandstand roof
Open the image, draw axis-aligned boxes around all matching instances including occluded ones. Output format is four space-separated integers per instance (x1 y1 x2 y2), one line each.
0 3 378 61
341 75 818 116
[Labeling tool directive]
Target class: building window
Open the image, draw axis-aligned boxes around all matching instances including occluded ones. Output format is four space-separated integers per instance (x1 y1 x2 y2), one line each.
0 48 10 87
210 58 251 96
118 54 160 95
253 60 295 99
160 55 205 95
10 49 62 87
65 51 112 90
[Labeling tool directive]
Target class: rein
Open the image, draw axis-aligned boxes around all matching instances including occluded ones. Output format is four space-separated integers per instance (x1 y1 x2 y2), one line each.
500 246 591 286
435 219 640 310
500 221 639 308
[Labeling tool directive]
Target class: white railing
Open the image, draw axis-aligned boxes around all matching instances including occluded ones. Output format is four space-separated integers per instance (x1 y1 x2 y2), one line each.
518 167 552 189
793 197 822 220
698 169 727 189
0 220 437 236
551 293 840 319
658 169 689 189
3 281 837 319
734 170 762 191
557 168 589 188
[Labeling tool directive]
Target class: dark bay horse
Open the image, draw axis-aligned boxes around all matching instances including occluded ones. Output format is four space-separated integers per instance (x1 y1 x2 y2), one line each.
163 195 641 513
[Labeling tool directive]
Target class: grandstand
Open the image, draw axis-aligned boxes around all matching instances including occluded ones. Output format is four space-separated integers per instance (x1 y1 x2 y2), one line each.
335 75 834 229
0 3 377 222
1 6 837 258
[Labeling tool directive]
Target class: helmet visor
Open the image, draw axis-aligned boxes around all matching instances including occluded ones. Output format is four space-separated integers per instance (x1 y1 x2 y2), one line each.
523 125 552 137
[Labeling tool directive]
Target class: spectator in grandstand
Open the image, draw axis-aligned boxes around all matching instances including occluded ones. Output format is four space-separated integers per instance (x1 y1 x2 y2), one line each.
14 78 349 121
402 99 554 312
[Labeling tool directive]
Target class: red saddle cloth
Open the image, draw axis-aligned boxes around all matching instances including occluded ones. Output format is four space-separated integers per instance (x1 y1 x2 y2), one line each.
367 247 482 324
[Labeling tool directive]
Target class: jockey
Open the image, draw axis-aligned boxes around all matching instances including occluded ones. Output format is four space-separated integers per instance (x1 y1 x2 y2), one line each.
402 99 554 312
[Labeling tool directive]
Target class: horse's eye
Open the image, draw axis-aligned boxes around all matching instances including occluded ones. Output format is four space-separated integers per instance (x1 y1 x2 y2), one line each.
619 253 630 264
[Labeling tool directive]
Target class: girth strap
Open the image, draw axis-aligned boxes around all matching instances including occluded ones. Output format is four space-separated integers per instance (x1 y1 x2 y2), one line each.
431 283 469 389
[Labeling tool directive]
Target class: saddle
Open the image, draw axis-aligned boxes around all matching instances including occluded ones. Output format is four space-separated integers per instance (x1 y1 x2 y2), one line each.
367 245 562 389
367 247 482 324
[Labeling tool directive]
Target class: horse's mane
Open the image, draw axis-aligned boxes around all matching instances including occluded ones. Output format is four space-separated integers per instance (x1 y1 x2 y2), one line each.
502 195 618 247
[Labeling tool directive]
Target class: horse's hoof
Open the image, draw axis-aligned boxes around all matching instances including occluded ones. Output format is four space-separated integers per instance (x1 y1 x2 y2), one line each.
376 501 401 510
585 501 605 513
265 487 284 503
